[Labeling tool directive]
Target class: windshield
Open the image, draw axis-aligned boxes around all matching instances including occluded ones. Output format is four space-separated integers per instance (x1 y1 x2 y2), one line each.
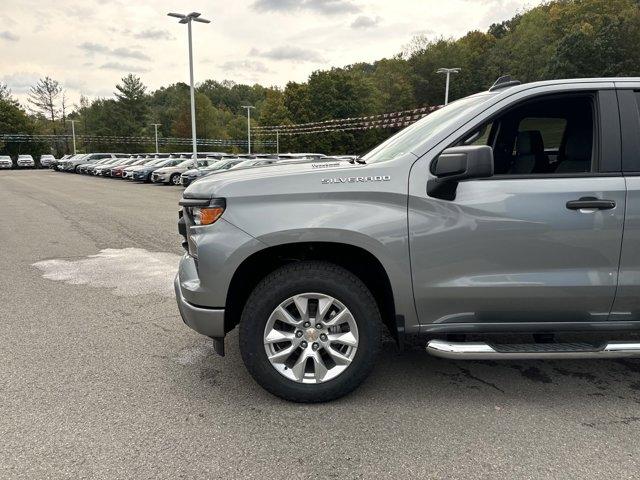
177 160 196 168
363 93 492 163
154 159 174 167
203 160 234 171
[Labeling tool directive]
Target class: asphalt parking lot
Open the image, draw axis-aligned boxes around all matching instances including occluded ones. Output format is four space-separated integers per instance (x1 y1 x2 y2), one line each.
2 170 640 479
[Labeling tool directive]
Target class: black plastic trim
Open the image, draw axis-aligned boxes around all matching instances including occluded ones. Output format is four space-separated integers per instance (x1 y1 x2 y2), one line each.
566 197 616 210
420 321 640 335
617 89 640 172
395 314 405 351
598 89 623 173
210 337 225 356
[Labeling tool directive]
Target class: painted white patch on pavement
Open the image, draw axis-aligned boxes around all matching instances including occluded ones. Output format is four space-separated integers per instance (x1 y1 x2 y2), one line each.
33 248 181 297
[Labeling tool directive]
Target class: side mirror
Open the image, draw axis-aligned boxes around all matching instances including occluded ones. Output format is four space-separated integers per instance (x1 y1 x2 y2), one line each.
427 145 494 200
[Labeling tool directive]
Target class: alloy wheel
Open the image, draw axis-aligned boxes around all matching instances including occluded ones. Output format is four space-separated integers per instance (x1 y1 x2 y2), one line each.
263 293 359 384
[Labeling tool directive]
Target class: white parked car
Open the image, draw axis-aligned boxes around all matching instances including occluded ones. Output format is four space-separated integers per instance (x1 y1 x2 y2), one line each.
0 155 12 169
17 155 35 168
39 154 56 168
0 155 13 168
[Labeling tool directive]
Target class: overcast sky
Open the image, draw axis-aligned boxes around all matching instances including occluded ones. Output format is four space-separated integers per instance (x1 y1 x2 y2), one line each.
0 0 541 106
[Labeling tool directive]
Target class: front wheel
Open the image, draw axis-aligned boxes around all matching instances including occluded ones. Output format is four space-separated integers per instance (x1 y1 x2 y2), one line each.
170 173 181 186
239 261 381 402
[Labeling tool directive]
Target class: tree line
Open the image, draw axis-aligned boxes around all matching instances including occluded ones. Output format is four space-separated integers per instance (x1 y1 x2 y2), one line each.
2 0 640 158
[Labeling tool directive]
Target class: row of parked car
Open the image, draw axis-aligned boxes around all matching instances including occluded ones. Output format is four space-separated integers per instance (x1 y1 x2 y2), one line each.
0 154 58 168
51 151 356 187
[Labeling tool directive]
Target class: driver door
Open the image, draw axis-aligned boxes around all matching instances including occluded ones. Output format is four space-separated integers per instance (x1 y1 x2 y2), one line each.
409 89 625 328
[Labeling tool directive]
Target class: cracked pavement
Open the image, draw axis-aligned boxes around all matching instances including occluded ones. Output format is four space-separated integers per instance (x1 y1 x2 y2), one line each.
2 170 640 479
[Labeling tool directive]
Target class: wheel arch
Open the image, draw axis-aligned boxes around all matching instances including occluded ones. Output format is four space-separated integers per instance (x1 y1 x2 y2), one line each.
224 241 398 340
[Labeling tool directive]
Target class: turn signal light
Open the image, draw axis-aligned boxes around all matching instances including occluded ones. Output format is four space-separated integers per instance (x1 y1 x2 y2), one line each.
194 206 224 225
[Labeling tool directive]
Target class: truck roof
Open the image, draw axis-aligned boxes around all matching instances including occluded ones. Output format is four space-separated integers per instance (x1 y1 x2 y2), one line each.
486 77 640 96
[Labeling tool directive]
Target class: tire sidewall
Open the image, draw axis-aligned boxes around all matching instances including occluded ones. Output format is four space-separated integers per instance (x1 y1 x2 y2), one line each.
239 263 380 402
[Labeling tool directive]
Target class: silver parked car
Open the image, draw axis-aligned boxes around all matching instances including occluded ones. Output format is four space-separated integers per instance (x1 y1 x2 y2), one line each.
175 76 640 402
39 154 56 168
150 157 201 185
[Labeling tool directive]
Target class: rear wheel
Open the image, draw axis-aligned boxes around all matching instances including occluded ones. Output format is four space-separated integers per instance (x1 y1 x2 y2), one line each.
239 261 381 402
170 173 181 186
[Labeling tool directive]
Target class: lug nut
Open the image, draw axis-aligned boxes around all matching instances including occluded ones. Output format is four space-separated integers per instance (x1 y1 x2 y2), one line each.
312 343 319 351
320 334 327 342
315 323 322 329
304 322 311 328
301 341 308 348
295 330 303 338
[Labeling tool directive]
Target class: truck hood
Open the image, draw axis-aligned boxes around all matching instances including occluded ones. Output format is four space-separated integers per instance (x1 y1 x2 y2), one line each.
183 159 396 199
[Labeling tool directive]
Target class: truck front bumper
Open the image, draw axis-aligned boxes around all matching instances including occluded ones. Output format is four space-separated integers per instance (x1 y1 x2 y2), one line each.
174 274 226 354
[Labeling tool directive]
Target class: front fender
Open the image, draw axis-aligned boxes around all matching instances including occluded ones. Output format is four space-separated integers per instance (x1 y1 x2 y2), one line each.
222 192 419 332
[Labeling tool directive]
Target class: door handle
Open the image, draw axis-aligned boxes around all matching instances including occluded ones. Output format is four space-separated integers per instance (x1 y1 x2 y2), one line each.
566 197 616 210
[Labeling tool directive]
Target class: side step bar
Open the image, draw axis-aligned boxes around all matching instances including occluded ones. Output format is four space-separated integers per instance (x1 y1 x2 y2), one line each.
426 340 640 360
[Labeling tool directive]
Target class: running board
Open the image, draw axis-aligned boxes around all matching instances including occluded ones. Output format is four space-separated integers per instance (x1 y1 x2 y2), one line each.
426 340 640 360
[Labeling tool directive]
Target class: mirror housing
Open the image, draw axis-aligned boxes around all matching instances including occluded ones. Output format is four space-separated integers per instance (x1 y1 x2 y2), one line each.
427 145 494 200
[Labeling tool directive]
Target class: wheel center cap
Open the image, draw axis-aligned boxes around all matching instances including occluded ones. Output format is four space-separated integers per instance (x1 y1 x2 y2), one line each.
304 328 319 342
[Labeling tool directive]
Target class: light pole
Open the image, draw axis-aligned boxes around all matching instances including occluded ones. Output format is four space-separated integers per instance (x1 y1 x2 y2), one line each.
66 119 77 154
150 123 161 153
241 105 255 154
168 11 211 160
436 67 461 105
276 130 279 155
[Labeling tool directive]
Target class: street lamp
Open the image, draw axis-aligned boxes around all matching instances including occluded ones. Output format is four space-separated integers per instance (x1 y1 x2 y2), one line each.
436 67 460 105
168 11 211 160
241 105 255 154
150 123 161 153
66 119 77 154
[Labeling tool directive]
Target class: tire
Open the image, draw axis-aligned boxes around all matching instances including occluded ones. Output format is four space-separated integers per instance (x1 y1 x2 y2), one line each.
239 261 381 402
170 173 180 186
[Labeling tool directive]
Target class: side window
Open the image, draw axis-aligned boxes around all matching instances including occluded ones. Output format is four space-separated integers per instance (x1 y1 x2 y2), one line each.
460 122 494 146
493 96 594 176
517 117 566 150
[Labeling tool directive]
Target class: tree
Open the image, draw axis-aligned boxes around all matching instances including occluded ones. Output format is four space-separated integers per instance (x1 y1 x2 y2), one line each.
371 58 415 111
27 76 63 133
0 96 48 157
258 89 291 126
114 74 149 136
171 92 228 140
0 82 14 103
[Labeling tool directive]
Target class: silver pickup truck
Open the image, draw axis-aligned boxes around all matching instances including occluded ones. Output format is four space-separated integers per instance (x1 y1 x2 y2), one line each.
175 77 640 402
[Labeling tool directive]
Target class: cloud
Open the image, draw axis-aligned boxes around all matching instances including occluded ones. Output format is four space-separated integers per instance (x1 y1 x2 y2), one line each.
112 47 150 61
219 60 272 74
133 29 174 41
79 42 150 61
250 46 325 63
350 15 380 29
100 62 150 73
0 31 19 41
1 72 43 94
252 0 360 15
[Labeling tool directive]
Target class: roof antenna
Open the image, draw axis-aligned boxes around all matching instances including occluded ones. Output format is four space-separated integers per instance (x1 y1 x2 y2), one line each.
489 75 521 91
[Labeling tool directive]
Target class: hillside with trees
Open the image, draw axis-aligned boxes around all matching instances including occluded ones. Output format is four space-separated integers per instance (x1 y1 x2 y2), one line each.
2 0 640 157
